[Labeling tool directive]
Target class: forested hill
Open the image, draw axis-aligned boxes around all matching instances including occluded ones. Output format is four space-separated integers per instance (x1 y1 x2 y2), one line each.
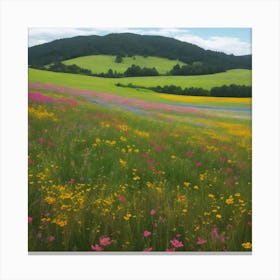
28 33 251 70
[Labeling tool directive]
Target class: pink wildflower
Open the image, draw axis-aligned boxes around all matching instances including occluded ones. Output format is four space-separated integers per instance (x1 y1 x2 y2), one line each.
143 247 153 252
196 237 207 245
195 161 202 166
150 209 156 215
219 157 226 163
226 168 233 174
117 195 126 203
170 239 184 248
166 248 176 252
91 244 103 251
211 225 220 240
226 224 232 230
49 235 55 242
143 230 152 237
159 216 165 222
28 216 33 223
48 142 55 147
99 237 111 246
186 151 193 157
38 137 44 144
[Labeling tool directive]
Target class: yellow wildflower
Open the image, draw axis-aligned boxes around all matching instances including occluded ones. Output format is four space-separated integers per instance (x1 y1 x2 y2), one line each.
241 242 252 249
123 213 132 221
119 158 127 167
133 176 140 181
225 198 234 205
44 196 56 204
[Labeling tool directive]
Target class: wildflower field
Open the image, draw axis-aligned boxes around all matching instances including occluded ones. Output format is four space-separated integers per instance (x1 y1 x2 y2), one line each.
28 69 252 252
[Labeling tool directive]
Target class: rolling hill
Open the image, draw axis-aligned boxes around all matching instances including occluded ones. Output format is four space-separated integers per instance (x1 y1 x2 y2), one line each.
28 33 251 70
62 55 186 75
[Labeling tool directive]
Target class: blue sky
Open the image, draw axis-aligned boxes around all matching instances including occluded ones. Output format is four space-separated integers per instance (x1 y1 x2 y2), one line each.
29 28 251 56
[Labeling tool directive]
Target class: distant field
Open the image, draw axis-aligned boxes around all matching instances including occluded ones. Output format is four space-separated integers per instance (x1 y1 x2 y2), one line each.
119 69 252 90
63 55 186 75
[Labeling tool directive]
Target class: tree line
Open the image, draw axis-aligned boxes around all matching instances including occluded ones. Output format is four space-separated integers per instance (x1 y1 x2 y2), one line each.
170 62 226 75
43 62 160 78
115 83 252 97
33 60 231 78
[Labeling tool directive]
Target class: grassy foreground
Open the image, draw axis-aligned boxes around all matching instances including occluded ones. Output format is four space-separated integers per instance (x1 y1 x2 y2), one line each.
28 69 252 252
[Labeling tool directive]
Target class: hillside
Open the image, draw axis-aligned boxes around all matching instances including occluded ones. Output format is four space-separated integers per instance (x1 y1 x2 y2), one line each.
28 33 251 70
63 55 186 75
28 68 251 105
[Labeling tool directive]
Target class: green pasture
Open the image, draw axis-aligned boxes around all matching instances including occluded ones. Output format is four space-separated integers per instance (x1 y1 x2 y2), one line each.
63 55 186 75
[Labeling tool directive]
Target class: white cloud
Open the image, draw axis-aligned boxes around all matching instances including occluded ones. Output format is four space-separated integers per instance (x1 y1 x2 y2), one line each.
175 34 251 55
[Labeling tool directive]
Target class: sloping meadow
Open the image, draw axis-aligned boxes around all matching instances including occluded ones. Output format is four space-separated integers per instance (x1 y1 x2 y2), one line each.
28 72 252 252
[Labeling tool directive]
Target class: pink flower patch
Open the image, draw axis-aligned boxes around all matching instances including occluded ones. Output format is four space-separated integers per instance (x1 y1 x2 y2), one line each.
143 230 152 237
195 162 202 167
28 216 33 223
38 138 44 144
196 237 207 245
91 244 103 251
143 247 153 252
170 239 184 248
150 209 156 215
99 237 111 246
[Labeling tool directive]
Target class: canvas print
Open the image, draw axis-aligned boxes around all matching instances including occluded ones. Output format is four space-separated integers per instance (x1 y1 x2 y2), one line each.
28 28 252 252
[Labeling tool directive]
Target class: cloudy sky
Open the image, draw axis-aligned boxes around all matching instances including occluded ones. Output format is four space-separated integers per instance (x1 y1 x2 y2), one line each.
28 28 251 56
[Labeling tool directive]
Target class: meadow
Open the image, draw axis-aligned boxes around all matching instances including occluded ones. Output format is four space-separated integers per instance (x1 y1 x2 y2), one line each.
63 55 186 75
28 69 252 252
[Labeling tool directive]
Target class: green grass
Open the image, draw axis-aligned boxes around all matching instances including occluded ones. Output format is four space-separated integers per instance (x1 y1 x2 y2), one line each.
63 55 186 75
29 68 251 108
